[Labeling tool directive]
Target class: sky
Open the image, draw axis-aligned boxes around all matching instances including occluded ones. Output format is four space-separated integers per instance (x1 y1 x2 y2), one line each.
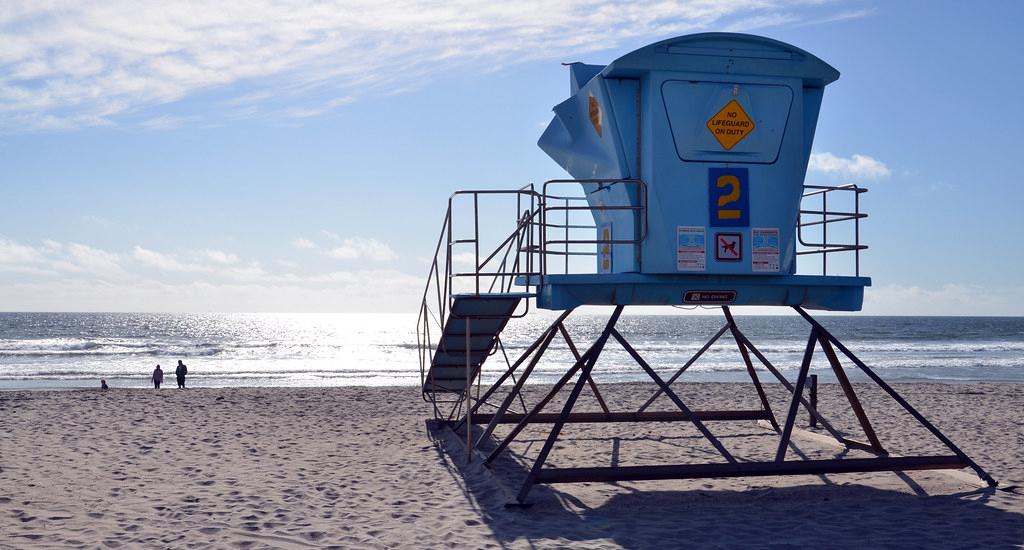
1 0 1022 315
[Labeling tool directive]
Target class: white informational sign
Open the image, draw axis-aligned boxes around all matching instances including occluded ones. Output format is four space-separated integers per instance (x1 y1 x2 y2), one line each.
752 227 780 273
677 226 706 272
598 222 612 274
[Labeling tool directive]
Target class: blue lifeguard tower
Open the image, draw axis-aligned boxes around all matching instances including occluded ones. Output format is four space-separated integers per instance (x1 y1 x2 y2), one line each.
417 33 994 503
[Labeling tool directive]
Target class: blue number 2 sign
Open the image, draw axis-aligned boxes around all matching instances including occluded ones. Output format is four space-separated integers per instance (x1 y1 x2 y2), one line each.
708 167 749 227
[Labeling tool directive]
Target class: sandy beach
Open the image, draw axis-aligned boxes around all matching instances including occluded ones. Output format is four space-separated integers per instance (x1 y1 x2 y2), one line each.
1 382 1022 549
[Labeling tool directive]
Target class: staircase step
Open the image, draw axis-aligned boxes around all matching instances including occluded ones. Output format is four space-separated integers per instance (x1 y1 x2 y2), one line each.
438 334 496 351
451 297 521 318
423 379 473 393
424 293 525 395
426 365 481 381
441 317 506 335
432 350 491 366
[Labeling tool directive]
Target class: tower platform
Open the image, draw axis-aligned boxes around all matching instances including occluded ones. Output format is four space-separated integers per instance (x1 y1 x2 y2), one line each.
519 273 870 311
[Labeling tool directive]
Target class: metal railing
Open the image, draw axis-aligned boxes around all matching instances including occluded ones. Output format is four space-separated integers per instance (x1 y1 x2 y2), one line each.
540 178 648 282
417 185 541 392
416 179 649 392
797 184 868 276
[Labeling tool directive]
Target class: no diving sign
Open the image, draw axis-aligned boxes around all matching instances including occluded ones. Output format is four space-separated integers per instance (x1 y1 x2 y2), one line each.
715 232 742 262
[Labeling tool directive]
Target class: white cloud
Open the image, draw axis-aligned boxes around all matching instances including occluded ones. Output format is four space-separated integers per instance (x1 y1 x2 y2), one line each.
864 284 1024 316
41 239 62 252
0 1 857 131
0 270 423 312
326 238 398 261
200 249 240 265
133 245 194 271
319 229 341 242
0 238 124 276
808 152 891 180
139 115 195 130
64 243 123 276
0 238 44 264
292 234 398 261
218 262 270 283
135 246 258 276
0 237 424 310
450 252 477 267
283 96 355 119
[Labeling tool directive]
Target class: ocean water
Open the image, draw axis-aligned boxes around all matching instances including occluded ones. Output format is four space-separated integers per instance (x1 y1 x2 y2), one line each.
1 312 1023 390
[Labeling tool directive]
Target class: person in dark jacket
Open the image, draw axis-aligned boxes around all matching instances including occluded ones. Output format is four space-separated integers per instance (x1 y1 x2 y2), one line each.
151 365 163 389
175 360 188 389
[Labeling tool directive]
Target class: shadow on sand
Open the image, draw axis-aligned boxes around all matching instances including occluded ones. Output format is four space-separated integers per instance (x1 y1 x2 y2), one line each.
427 421 1024 549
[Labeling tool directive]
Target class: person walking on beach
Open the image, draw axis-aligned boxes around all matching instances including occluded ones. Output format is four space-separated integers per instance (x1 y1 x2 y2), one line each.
175 360 188 389
151 364 164 389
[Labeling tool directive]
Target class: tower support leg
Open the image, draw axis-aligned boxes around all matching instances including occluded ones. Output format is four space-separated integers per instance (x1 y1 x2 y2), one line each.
452 309 573 432
794 306 998 487
731 328 857 449
775 330 818 461
637 323 729 413
558 323 611 415
723 306 779 431
612 329 736 464
515 306 624 503
817 334 885 454
475 318 563 447
484 345 598 466
448 305 998 503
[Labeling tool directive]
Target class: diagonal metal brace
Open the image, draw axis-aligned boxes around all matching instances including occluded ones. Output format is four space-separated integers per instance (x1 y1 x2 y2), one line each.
611 328 737 465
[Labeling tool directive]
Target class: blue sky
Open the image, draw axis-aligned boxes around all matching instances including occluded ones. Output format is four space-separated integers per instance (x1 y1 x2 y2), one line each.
1 1 1022 314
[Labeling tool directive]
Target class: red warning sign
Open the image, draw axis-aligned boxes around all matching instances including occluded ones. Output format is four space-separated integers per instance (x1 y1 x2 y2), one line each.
715 232 742 262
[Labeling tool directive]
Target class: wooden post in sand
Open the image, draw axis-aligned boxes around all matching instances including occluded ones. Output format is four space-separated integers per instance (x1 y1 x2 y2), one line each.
465 317 473 463
809 374 818 428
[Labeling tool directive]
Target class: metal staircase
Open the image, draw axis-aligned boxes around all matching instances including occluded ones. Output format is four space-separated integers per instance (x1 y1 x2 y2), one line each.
417 186 541 415
423 293 528 394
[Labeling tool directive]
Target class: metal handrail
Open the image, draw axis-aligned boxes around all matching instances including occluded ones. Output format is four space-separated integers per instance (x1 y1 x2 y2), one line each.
540 178 648 281
417 186 542 397
797 183 868 276
446 197 541 303
418 178 650 395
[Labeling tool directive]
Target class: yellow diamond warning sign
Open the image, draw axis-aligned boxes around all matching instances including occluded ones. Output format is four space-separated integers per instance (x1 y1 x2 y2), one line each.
706 99 755 150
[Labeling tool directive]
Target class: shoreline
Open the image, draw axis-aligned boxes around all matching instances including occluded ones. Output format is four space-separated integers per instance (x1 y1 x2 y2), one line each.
4 376 1024 392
